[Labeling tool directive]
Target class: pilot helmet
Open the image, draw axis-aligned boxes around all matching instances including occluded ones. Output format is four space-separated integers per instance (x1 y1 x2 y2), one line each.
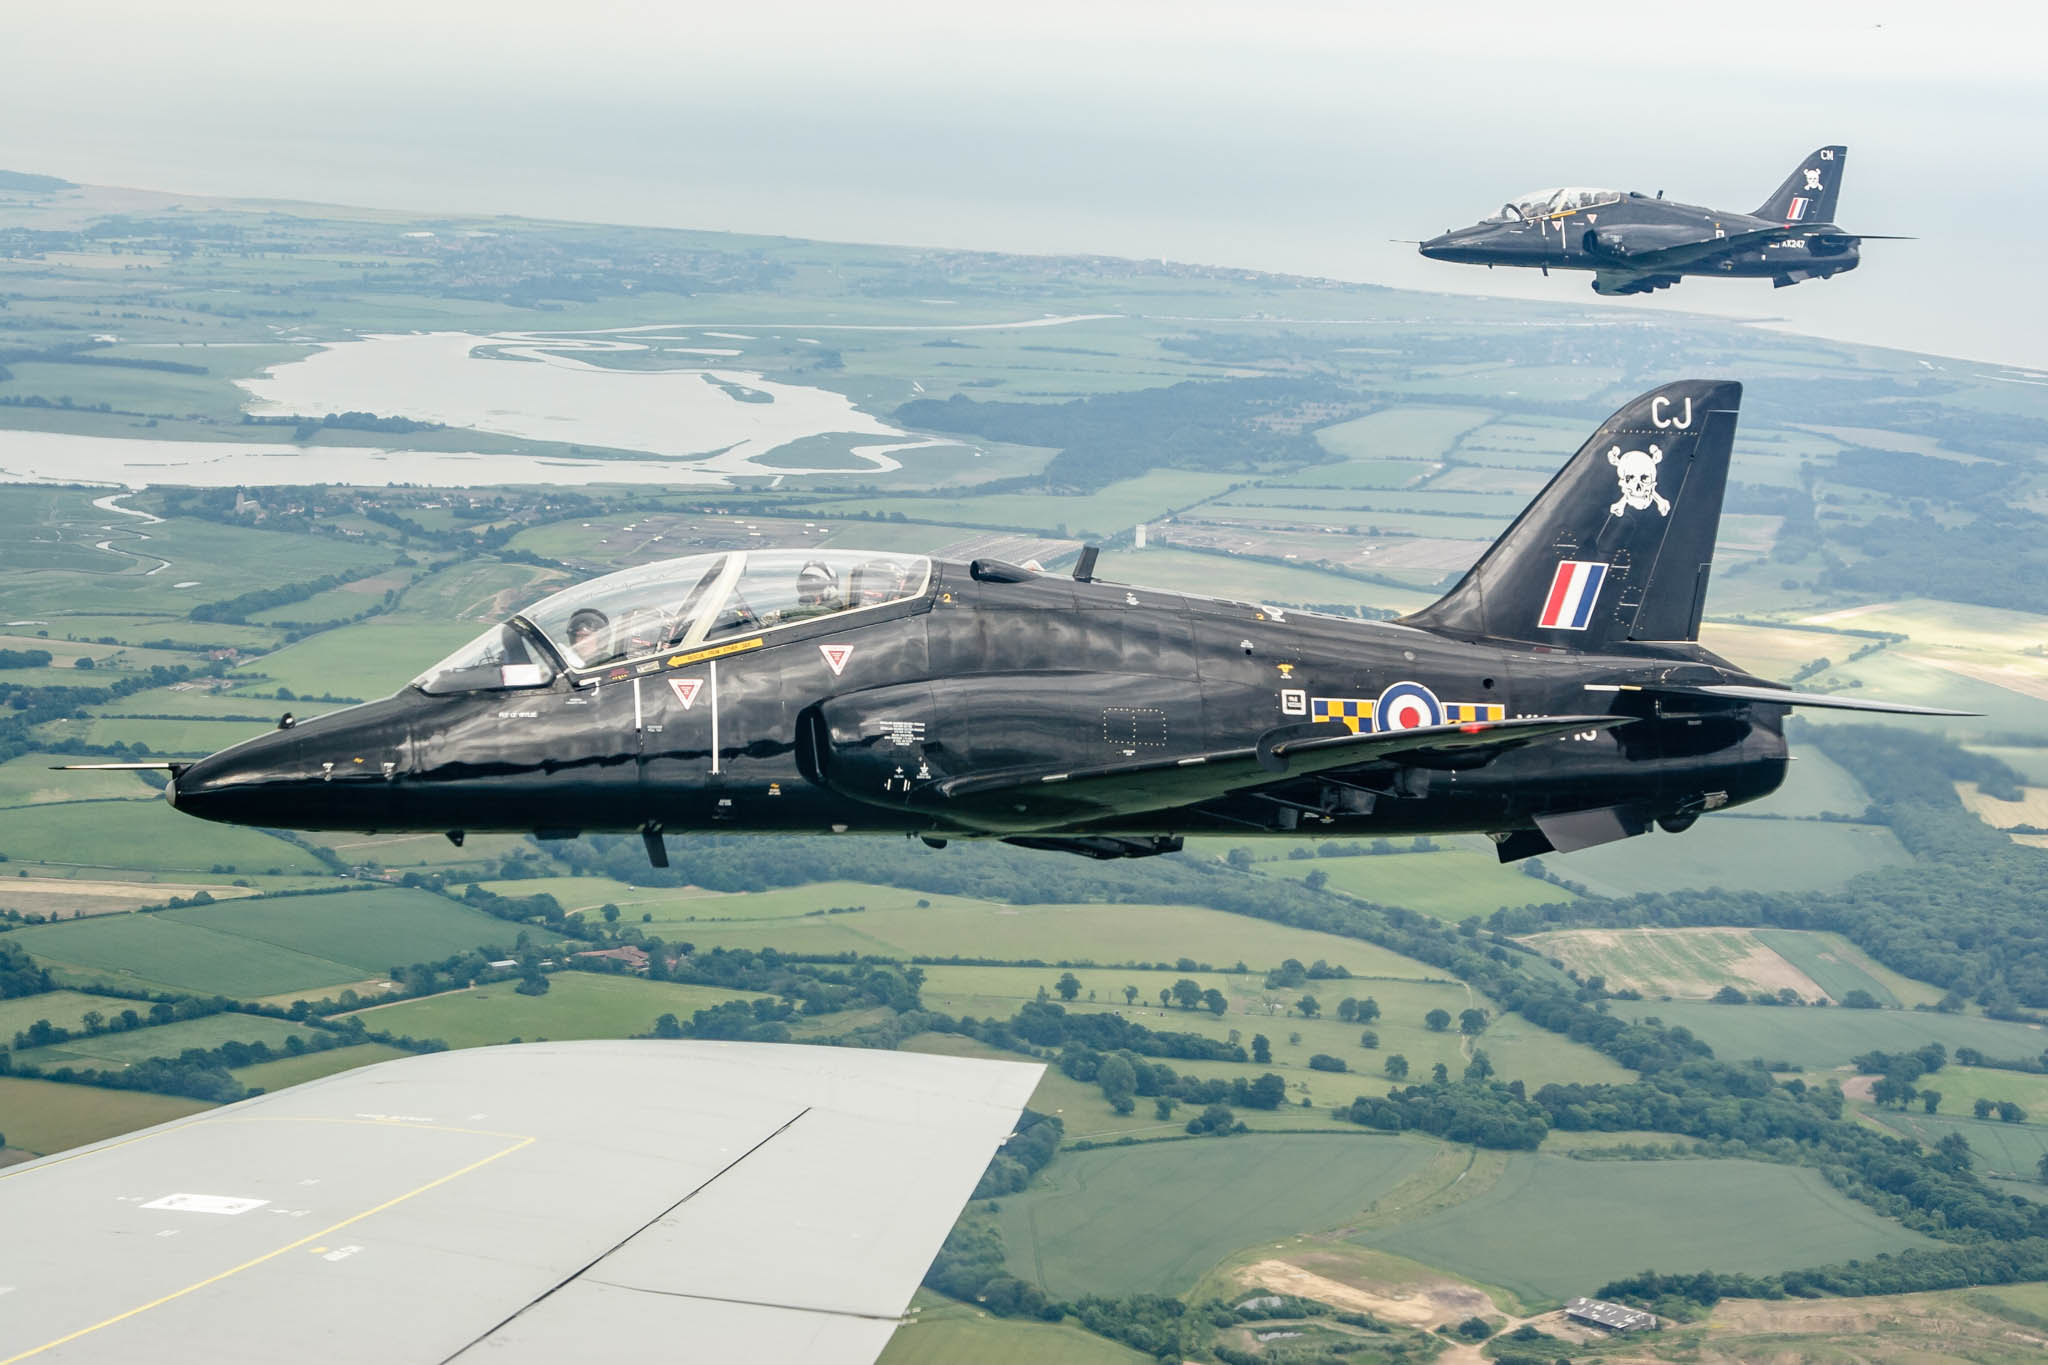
567 607 610 658
797 560 838 607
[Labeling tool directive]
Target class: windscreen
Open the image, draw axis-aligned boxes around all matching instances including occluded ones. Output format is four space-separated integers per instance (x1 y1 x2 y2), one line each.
412 623 557 694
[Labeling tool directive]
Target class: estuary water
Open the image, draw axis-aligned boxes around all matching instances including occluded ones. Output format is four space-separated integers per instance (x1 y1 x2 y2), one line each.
0 329 951 488
234 331 939 474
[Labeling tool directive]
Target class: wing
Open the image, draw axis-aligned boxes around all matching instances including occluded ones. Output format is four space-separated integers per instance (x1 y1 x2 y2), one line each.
0 1042 1040 1365
1593 224 1902 273
919 715 1630 833
1588 681 1974 716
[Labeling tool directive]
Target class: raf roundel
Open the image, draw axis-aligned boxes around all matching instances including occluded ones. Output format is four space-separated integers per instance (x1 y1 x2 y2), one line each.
1373 681 1443 733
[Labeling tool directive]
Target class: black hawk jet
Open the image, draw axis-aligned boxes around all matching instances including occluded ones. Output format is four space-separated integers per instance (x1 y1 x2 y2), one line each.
1419 146 1906 295
107 380 1960 867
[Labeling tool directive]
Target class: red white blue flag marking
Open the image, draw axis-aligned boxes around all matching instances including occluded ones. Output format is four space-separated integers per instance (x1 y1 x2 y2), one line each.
1786 196 1810 223
1539 560 1608 631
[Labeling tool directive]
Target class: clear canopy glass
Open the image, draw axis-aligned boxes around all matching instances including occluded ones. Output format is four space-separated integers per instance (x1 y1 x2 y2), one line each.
524 549 931 672
411 549 932 691
1491 187 1624 221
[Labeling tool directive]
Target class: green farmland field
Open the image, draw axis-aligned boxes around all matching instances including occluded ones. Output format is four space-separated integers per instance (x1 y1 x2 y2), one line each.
0 753 159 808
1000 1134 1441 1299
1875 1111 2048 1182
0 1076 210 1157
8 888 538 998
879 1289 1148 1365
1543 815 1909 898
237 617 479 700
1253 847 1572 920
1753 929 1945 1009
0 799 326 876
656 893 1452 979
0 990 135 1041
347 973 767 1049
1356 1155 1935 1303
234 1042 409 1093
1617 1002 2048 1071
10 1011 321 1070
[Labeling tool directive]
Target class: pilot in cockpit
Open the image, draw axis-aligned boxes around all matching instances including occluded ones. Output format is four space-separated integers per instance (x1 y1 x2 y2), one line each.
788 560 844 621
567 608 610 665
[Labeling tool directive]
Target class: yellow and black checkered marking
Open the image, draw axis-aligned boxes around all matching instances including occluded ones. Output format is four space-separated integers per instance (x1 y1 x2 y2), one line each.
1309 697 1505 733
1310 697 1373 734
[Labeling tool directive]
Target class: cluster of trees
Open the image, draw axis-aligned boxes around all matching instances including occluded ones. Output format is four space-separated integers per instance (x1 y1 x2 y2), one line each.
0 941 51 998
0 649 53 669
1339 1077 1549 1149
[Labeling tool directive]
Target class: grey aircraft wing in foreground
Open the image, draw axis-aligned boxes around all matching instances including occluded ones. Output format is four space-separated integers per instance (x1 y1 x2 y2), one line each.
1419 146 1910 294
0 1042 1041 1365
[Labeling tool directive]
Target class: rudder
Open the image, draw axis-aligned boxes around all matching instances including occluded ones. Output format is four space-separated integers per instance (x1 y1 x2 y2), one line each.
1754 145 1845 225
1400 380 1741 648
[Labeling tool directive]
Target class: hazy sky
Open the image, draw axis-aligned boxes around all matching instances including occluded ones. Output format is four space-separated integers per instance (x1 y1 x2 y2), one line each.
7 1 2044 367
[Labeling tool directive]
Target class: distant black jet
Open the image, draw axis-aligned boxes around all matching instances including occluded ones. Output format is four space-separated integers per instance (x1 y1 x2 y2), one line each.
1420 146 1905 295
89 381 1962 867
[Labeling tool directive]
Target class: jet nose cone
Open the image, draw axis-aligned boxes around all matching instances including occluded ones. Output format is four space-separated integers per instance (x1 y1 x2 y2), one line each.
1418 235 1452 260
167 728 300 825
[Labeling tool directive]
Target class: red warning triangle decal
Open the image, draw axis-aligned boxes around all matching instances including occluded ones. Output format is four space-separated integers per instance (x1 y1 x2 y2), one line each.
667 677 703 710
819 643 855 676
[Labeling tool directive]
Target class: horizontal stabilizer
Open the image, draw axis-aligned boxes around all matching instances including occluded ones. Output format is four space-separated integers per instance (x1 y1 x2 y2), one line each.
1588 681 1975 716
921 714 1633 833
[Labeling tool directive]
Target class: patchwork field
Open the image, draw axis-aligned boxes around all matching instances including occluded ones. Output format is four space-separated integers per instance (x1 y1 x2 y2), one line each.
8 888 544 998
1523 927 1835 1002
0 1076 209 1157
0 875 261 919
346 973 767 1049
1355 1155 1935 1303
0 752 160 808
1000 1134 1441 1299
1879 1065 2048 1125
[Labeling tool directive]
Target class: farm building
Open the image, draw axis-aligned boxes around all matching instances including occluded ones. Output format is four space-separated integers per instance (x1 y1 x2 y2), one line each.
1564 1298 1658 1333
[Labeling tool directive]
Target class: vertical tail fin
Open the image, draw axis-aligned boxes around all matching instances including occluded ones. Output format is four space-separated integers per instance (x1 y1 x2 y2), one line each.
1753 145 1846 225
1400 380 1741 648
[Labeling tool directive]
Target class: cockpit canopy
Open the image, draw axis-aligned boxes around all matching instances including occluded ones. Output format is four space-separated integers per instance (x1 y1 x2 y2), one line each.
1489 187 1624 221
413 549 932 694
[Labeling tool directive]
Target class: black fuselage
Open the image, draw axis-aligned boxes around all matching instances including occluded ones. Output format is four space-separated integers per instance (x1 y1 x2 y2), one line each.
167 562 1787 847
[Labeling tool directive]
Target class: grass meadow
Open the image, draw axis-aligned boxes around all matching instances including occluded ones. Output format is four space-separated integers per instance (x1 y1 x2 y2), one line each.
0 1076 209 1157
0 800 326 876
999 1134 1441 1299
1355 1155 1936 1303
9 888 542 998
1618 1001 2048 1071
233 1042 410 1093
10 1011 320 1070
1252 848 1572 921
878 1290 1148 1365
345 973 767 1049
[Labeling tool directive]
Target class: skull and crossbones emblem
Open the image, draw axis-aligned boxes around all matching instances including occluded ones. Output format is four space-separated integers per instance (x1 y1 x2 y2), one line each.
1607 444 1669 517
1803 168 1824 190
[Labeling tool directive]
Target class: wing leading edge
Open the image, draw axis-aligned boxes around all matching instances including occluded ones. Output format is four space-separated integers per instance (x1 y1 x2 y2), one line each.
0 1042 1042 1365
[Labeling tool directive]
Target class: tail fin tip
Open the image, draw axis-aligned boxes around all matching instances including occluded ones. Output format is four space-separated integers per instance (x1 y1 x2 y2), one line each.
1401 380 1742 649
1755 145 1846 224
